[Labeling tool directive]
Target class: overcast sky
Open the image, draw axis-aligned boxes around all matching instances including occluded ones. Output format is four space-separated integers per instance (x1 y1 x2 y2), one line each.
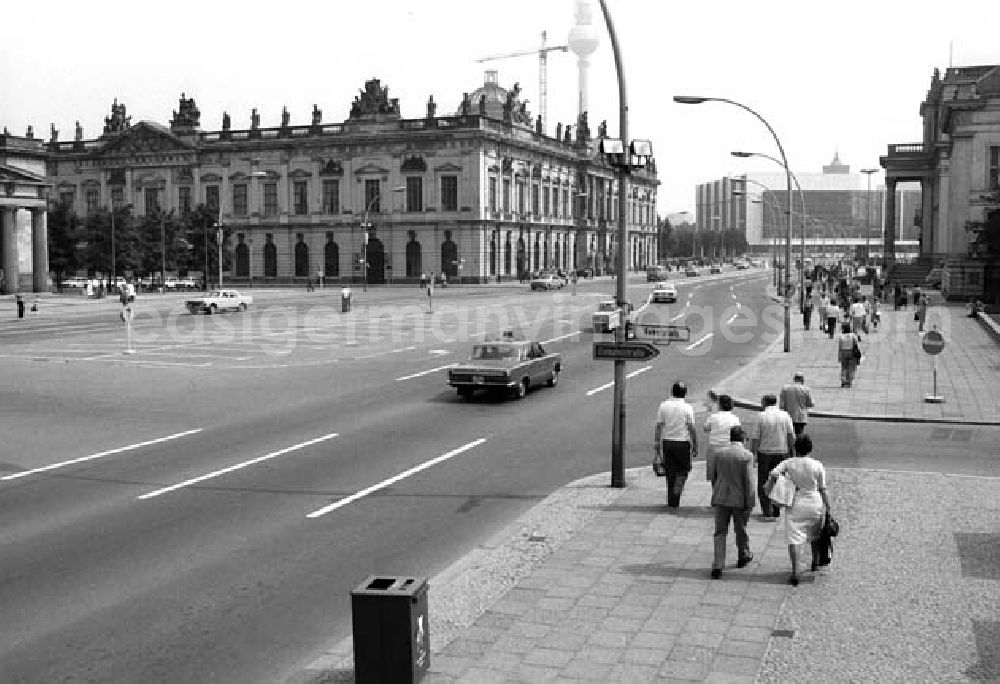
2 1 996 214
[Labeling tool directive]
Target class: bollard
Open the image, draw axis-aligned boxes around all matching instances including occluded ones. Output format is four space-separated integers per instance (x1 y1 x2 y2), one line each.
351 575 430 683
341 287 352 313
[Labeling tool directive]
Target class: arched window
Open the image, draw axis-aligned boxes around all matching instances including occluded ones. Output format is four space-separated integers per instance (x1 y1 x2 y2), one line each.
504 233 512 275
325 236 339 278
406 233 422 278
235 242 249 277
264 236 277 277
294 236 309 277
553 238 560 272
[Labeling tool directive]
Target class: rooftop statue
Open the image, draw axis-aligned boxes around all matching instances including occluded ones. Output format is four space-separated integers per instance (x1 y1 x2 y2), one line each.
312 104 322 126
50 123 58 142
460 92 471 116
426 94 436 119
251 108 260 130
103 98 132 135
171 92 201 129
222 111 231 130
281 106 290 128
597 119 608 138
479 94 487 116
75 121 83 141
349 78 401 119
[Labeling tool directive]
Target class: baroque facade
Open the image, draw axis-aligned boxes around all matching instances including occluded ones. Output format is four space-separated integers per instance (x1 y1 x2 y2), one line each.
39 74 659 287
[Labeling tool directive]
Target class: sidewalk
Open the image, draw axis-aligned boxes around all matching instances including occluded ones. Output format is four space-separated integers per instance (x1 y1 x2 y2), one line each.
298 465 999 683
712 297 1000 424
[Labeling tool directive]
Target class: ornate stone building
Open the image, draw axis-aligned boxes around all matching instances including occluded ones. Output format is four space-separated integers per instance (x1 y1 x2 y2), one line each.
0 130 50 294
881 65 1000 300
38 73 659 286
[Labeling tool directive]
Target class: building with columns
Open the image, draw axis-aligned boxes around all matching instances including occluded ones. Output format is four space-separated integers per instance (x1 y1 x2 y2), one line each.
37 75 658 287
0 131 51 294
881 64 1000 300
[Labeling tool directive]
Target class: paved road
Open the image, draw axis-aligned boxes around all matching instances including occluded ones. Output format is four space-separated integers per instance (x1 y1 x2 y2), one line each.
0 270 778 682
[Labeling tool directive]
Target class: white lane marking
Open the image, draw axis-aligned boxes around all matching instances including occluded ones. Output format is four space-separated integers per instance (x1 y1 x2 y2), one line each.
726 314 738 325
586 381 614 397
396 363 457 382
392 346 418 353
137 432 339 500
2 429 204 481
627 365 653 379
685 332 714 351
670 312 686 322
429 349 450 356
306 437 487 518
469 331 489 338
541 330 581 345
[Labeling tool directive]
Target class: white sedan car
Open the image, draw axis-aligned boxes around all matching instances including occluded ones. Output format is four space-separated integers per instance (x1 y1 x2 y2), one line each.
650 281 678 303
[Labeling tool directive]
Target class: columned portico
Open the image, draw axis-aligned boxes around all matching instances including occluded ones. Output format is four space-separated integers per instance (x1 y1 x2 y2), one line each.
1 207 17 294
883 178 897 266
31 209 49 293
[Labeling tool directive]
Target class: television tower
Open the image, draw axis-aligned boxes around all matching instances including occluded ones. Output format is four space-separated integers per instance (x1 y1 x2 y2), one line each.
568 0 600 118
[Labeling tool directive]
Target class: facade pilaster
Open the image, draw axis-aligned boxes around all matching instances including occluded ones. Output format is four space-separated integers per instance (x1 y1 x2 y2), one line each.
883 179 897 265
2 207 20 294
31 209 49 292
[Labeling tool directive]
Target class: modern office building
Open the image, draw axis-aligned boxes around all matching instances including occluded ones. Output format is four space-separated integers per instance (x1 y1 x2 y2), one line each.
0 72 659 293
881 64 1000 300
694 155 919 262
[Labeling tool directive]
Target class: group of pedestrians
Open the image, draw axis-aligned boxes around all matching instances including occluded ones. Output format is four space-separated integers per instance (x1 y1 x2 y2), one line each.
654 374 833 586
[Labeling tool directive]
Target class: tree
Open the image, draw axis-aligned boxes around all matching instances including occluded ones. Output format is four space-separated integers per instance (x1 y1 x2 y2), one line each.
47 203 82 284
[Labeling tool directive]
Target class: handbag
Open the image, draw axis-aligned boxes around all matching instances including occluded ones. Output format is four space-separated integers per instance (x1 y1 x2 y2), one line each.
766 473 795 507
652 450 666 477
852 341 862 361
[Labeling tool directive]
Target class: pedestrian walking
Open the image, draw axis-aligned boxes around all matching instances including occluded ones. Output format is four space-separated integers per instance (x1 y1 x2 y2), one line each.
708 426 756 579
894 282 903 310
870 296 881 330
15 294 25 318
654 381 698 508
749 394 795 519
765 434 832 586
30 297 39 313
779 373 814 435
824 297 840 339
916 292 928 332
802 287 814 330
837 322 862 387
703 394 741 478
912 286 922 309
849 297 867 335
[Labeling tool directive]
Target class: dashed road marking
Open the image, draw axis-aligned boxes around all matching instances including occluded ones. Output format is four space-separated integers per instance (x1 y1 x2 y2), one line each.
685 332 714 351
396 363 457 382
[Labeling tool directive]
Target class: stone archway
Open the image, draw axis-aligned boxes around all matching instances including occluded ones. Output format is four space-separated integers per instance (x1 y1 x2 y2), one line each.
325 239 339 278
406 237 422 278
235 242 249 277
294 240 309 277
367 236 385 284
441 235 458 278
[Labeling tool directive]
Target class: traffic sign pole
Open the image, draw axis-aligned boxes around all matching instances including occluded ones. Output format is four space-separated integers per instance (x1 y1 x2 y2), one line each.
922 327 945 403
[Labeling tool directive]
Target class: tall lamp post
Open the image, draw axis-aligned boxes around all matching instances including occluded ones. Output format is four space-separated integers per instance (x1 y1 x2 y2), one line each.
732 150 809 312
861 168 878 267
360 185 406 292
675 96 793 351
597 0 654 488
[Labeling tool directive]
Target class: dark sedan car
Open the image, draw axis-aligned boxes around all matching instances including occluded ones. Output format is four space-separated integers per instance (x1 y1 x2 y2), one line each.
447 336 561 400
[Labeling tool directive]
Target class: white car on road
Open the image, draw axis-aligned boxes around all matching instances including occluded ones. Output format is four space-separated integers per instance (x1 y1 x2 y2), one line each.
650 281 678 304
185 290 254 314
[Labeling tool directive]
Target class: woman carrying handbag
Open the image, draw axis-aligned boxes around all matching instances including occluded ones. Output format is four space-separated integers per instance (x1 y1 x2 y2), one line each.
766 434 831 586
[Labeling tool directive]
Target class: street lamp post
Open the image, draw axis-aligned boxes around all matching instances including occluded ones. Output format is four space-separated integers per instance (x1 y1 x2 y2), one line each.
598 0 653 488
160 211 166 294
216 223 224 289
676 96 793 351
861 168 878 267
110 202 116 288
360 185 406 292
732 150 809 312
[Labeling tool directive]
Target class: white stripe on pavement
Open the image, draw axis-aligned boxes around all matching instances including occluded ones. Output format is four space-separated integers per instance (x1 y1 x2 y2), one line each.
306 437 487 518
670 312 686 322
585 365 653 396
396 363 456 381
137 432 339 500
685 332 714 351
541 330 581 345
2 429 204 481
726 314 738 325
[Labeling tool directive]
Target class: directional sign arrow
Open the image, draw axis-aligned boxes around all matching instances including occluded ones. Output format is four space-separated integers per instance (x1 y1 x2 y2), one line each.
592 340 661 361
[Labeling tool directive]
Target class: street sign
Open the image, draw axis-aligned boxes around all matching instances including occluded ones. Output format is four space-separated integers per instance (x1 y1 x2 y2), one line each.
593 340 660 361
922 330 945 355
636 324 691 345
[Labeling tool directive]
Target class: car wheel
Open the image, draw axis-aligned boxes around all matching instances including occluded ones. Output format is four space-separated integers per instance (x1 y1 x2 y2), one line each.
208 304 217 315
240 303 248 311
457 387 474 399
547 369 559 388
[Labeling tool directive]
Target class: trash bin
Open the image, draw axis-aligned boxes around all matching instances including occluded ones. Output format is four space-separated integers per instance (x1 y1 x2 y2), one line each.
351 575 430 684
341 287 352 313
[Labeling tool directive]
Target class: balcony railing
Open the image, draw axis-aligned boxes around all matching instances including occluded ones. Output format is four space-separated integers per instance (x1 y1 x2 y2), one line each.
886 143 929 156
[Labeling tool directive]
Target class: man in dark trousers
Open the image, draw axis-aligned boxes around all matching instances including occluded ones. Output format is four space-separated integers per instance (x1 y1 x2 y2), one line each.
708 426 757 579
749 394 795 519
15 294 25 318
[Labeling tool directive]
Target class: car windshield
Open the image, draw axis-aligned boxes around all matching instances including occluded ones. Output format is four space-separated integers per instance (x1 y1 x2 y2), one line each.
206 291 223 297
472 344 519 360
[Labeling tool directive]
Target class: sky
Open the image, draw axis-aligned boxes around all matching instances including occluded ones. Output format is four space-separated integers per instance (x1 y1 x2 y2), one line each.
2 0 997 215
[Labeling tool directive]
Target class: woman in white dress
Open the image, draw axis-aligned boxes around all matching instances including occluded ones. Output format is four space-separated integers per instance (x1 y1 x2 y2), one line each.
767 434 831 585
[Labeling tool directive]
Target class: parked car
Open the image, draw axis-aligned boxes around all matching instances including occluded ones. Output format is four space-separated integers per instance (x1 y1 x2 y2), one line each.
646 265 671 282
530 273 563 291
447 332 562 400
710 264 723 274
592 300 635 333
750 259 763 267
185 289 254 314
736 261 749 270
685 267 700 277
575 267 595 278
61 276 89 289
650 281 678 303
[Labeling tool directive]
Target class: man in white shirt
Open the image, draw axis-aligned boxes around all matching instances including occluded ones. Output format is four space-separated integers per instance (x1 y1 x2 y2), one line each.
703 394 740 480
654 381 699 508
849 297 868 335
825 298 840 339
749 394 795 518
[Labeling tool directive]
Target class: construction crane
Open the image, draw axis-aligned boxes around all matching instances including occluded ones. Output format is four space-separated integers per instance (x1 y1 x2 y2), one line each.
477 31 568 133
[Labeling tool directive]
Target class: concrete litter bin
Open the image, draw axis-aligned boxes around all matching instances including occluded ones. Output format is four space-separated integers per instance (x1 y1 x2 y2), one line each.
341 287 352 313
351 575 430 683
